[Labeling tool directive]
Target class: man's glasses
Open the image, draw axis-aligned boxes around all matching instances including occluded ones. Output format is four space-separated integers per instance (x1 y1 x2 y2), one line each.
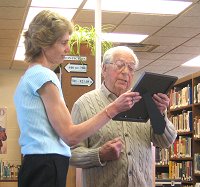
110 60 136 74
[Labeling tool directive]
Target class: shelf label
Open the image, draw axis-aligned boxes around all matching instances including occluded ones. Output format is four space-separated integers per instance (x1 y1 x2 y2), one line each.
64 56 87 61
71 77 94 86
65 63 87 73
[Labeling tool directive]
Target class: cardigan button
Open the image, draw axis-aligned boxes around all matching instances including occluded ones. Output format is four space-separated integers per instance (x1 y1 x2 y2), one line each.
125 133 129 137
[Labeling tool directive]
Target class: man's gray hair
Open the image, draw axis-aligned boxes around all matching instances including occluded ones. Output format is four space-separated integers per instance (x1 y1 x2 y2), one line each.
102 46 139 68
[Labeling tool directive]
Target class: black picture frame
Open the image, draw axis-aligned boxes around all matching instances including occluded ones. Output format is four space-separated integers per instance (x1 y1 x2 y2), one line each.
113 71 178 122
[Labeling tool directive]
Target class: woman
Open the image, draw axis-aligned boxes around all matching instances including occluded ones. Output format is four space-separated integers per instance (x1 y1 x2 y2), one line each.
14 10 141 187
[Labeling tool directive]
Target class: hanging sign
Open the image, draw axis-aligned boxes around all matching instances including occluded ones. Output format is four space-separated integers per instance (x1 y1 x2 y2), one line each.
64 63 87 73
71 77 94 86
64 56 87 61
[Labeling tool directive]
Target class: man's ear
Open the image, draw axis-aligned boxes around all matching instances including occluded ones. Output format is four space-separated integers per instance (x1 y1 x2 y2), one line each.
101 64 107 77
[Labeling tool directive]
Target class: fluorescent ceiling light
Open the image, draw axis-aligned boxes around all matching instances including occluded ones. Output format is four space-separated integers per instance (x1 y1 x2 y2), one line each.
31 0 83 8
84 0 192 15
101 33 148 43
24 7 77 30
15 47 25 61
14 35 25 61
182 55 200 67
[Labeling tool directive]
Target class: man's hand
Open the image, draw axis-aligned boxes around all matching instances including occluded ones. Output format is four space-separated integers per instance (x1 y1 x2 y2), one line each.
99 137 123 162
152 93 170 114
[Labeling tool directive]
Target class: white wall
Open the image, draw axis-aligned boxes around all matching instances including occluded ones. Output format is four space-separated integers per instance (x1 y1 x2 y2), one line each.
0 69 24 168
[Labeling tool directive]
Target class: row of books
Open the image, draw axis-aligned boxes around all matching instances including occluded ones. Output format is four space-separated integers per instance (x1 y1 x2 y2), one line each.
169 85 192 109
155 147 169 165
155 172 169 179
194 83 200 104
169 111 192 133
0 160 20 178
169 161 192 181
194 116 200 138
170 137 192 158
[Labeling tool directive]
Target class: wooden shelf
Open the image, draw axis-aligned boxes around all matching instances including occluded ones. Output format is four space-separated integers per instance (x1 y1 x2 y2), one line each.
0 177 18 182
155 71 200 186
156 164 169 168
170 157 193 161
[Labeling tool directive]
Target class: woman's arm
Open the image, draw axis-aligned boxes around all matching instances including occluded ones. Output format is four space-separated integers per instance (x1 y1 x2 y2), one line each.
38 82 140 146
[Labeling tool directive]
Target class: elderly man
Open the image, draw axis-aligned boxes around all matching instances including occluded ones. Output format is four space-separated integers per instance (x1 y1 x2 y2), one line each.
70 46 177 187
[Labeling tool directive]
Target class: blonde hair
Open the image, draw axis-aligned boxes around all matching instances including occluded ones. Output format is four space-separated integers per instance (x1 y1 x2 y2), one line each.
24 10 73 63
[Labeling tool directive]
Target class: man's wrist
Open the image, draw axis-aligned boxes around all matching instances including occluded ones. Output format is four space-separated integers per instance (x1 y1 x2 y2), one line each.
98 147 107 166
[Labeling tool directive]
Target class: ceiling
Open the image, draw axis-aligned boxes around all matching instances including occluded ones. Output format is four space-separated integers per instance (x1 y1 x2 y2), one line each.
1 0 200 79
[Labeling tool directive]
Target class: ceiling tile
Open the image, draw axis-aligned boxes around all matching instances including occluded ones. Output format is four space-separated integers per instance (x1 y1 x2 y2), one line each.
150 59 184 67
184 37 200 46
0 0 28 7
151 45 176 53
73 10 94 23
135 59 153 69
171 46 200 54
155 26 200 37
122 14 176 26
74 10 129 26
11 60 28 70
74 22 97 28
144 36 190 46
0 7 26 19
160 53 195 61
168 16 200 28
166 66 200 78
135 51 164 60
114 25 160 35
0 46 15 55
0 19 22 29
182 2 200 16
0 55 13 61
195 34 200 38
0 30 20 39
0 61 11 69
137 65 171 74
102 11 129 25
0 39 18 47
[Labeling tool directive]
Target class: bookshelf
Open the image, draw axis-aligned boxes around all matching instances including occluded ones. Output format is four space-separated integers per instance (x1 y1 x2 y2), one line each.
155 71 200 187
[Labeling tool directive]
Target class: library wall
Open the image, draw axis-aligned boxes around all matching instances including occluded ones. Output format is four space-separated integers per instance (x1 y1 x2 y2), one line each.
0 69 24 187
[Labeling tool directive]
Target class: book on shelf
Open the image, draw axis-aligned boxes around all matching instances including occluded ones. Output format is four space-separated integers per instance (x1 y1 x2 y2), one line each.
195 182 200 187
170 111 192 133
194 83 200 104
155 147 169 165
194 153 200 174
170 136 191 158
194 116 200 138
169 84 192 109
169 161 192 181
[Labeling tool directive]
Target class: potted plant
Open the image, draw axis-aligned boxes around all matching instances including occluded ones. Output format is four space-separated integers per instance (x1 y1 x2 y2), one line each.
69 24 114 56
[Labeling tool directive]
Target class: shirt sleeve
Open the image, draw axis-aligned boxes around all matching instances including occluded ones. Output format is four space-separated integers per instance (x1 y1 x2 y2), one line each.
27 67 60 96
151 114 177 148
